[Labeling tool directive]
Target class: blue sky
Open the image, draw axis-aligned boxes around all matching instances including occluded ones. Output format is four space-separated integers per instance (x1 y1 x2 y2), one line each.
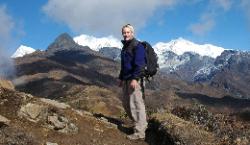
0 0 250 56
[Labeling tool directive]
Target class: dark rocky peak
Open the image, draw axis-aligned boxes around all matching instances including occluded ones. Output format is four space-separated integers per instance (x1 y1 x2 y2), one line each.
182 51 198 57
99 47 121 61
47 33 78 52
214 50 238 66
215 50 250 69
226 51 250 72
162 50 178 59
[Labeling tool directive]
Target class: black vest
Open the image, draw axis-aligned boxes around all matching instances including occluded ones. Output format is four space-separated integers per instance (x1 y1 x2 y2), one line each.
121 38 139 54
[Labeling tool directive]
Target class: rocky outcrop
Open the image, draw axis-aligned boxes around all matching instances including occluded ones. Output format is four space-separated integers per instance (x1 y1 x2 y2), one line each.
149 112 217 145
18 103 48 122
47 113 78 134
0 115 10 126
18 101 78 134
0 78 14 90
40 98 70 109
0 86 147 145
209 50 250 99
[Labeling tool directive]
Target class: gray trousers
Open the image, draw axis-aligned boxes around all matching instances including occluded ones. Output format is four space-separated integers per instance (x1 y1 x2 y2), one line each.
122 79 148 135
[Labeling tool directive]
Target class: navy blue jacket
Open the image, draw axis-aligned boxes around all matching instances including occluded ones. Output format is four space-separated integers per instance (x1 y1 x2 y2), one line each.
119 38 146 80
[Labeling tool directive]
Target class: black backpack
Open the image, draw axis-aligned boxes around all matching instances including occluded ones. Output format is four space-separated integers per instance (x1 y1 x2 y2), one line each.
140 41 159 78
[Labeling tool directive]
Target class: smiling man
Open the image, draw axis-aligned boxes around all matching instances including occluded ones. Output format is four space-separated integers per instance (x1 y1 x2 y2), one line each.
118 24 147 140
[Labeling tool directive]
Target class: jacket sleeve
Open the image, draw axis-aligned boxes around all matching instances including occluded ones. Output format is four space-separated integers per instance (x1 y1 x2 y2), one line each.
131 43 146 80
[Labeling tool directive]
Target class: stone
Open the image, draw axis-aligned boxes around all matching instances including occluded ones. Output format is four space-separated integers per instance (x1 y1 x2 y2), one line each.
59 123 78 134
18 103 48 122
48 114 66 130
47 114 78 134
46 142 58 145
40 98 70 109
0 115 10 126
0 78 15 90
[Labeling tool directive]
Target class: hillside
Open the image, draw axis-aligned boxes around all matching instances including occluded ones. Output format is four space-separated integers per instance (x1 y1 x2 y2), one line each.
4 33 249 145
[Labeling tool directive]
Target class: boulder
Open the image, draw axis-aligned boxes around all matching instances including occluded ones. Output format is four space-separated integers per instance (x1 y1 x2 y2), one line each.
0 78 15 90
18 103 48 122
0 114 10 126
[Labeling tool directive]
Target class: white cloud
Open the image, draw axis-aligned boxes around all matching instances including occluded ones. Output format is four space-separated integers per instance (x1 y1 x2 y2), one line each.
0 5 15 78
188 0 233 35
241 0 250 28
0 5 14 48
42 0 177 37
189 13 215 35
214 0 232 11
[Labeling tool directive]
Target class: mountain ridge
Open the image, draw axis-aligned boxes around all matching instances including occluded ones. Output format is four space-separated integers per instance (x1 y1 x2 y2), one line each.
5 33 249 144
11 33 250 99
12 34 228 60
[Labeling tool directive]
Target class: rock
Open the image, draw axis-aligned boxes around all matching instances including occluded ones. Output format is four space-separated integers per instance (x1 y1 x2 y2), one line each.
47 113 78 134
75 110 93 117
46 142 58 145
59 122 78 134
18 103 48 122
151 112 218 145
40 98 70 109
0 115 10 126
48 114 66 130
0 78 15 90
18 92 34 101
98 117 118 129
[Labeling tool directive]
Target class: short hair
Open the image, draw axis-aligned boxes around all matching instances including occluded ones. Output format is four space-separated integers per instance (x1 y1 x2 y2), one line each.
122 24 134 34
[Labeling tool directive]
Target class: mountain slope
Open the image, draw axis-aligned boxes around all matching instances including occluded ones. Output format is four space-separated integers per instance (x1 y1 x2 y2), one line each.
13 33 121 101
12 33 250 100
7 33 250 144
0 81 149 145
208 50 250 99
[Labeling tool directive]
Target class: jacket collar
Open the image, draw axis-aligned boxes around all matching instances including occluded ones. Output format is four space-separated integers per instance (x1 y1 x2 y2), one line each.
121 38 136 45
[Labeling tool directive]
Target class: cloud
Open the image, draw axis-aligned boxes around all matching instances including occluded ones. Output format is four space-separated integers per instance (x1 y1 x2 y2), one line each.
214 0 232 11
0 5 14 48
0 5 15 78
189 13 215 35
42 0 177 37
240 0 250 28
188 0 233 35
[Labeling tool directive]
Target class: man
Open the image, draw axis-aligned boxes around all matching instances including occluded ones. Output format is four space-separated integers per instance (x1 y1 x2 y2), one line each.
118 24 147 140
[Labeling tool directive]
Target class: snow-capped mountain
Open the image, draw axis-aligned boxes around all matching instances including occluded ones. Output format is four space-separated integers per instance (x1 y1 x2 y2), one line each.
73 35 226 69
154 37 225 58
11 45 36 58
13 33 250 99
72 35 228 81
73 34 122 51
153 38 226 70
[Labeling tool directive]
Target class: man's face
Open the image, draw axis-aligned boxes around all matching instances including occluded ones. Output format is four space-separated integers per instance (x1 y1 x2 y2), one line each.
122 27 133 41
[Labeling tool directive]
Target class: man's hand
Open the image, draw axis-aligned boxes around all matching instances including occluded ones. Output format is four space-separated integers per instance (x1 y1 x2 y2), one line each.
130 79 138 89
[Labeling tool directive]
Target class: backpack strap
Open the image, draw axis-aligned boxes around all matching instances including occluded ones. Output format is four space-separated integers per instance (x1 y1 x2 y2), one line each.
139 77 146 100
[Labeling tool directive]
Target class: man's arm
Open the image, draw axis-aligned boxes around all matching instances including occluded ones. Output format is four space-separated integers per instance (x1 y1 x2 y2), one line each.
131 43 146 80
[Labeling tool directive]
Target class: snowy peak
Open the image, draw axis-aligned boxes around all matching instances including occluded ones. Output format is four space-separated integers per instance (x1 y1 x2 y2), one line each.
11 45 36 58
73 34 122 51
73 35 225 59
153 38 225 58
